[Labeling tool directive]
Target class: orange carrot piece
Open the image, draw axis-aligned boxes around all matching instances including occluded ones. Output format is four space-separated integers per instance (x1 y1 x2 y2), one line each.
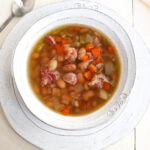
85 43 93 51
84 71 92 80
103 82 110 90
62 39 68 44
55 36 62 43
95 58 101 64
108 46 114 54
88 64 96 72
62 108 70 116
55 44 64 54
82 54 89 62
91 48 100 58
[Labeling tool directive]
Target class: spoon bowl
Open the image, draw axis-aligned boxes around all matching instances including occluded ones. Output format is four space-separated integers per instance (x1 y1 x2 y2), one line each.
0 0 35 32
12 0 35 17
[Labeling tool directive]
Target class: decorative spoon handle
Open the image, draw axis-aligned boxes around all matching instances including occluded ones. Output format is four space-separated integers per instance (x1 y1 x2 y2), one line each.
0 14 14 32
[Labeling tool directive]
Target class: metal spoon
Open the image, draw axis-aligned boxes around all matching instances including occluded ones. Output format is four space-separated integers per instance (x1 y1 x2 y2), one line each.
0 0 34 32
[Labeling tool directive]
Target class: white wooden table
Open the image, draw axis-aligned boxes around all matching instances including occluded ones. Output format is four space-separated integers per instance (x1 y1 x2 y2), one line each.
0 0 150 149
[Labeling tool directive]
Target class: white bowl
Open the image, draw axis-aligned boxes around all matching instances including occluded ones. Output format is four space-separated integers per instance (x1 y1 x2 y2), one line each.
12 8 136 130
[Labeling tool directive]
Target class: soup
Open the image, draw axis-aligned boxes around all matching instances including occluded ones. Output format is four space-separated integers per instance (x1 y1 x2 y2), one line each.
27 25 120 116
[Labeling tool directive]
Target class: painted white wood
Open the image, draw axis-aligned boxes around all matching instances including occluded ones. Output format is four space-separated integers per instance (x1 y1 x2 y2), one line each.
106 133 134 150
96 1 135 149
134 0 150 49
134 0 150 149
94 0 133 24
0 0 134 150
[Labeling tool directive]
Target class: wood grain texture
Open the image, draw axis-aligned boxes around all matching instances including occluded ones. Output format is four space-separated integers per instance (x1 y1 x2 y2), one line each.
134 1 150 149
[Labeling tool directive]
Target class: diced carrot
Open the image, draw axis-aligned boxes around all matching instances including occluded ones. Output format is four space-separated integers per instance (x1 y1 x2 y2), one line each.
91 48 100 58
55 36 62 43
62 39 68 44
55 44 64 54
103 82 110 90
62 108 70 116
95 58 101 64
88 64 96 72
85 43 93 51
108 46 114 54
84 71 92 80
82 54 89 62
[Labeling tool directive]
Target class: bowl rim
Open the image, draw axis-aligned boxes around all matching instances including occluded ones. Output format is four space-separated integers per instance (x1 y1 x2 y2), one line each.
11 7 136 130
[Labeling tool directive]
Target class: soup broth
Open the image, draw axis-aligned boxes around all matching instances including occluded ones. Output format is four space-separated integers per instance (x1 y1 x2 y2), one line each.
27 24 120 116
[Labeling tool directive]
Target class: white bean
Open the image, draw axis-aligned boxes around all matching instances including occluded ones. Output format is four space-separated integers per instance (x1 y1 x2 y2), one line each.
48 60 57 71
56 79 66 89
83 90 94 101
57 55 64 62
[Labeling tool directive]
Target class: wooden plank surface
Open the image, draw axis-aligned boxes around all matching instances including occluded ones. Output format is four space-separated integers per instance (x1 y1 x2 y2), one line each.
134 0 150 149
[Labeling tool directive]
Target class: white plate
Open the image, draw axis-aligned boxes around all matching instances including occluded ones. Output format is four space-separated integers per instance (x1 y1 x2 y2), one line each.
0 0 150 149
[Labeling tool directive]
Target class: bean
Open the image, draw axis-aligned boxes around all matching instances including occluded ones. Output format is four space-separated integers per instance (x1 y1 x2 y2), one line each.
50 84 56 88
40 51 47 57
33 84 40 94
31 60 36 68
51 49 57 57
57 55 64 62
83 90 94 101
61 94 71 105
41 87 48 95
54 103 65 111
78 62 88 70
80 28 89 33
32 52 40 59
40 57 49 65
48 59 57 71
78 48 86 60
73 100 79 107
52 88 61 96
61 88 68 94
56 79 66 89
75 108 80 113
77 73 85 83
92 100 97 107
68 86 74 91
63 64 76 72
46 101 54 108
32 66 40 78
84 82 89 90
70 92 81 99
